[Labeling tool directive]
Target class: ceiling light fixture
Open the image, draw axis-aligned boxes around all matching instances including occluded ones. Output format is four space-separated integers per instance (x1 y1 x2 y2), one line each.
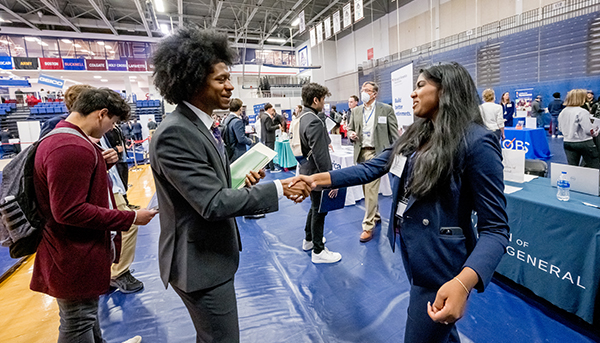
74 44 82 48
105 46 112 50
291 18 300 26
100 79 108 82
94 76 102 79
266 37 286 43
98 41 105 45
25 37 38 42
155 0 165 13
160 24 170 35
61 39 72 44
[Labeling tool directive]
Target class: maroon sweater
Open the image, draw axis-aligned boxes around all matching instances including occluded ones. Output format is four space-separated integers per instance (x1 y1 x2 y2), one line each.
31 121 135 299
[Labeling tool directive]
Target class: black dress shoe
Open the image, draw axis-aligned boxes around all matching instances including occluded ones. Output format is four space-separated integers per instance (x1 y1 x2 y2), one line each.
110 270 144 293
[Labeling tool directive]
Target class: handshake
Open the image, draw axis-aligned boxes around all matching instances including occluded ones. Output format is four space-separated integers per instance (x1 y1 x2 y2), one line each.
244 170 318 204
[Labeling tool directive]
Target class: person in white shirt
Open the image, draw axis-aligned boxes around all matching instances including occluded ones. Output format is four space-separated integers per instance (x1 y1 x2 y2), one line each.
479 89 505 141
558 89 600 168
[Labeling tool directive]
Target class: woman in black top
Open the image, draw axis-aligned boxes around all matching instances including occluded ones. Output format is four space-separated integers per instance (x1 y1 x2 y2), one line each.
500 92 516 127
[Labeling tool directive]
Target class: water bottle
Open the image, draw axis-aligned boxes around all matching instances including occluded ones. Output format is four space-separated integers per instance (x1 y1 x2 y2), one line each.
556 171 570 202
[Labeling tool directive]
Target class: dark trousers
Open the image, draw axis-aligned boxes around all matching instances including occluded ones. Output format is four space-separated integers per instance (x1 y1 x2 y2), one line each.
304 190 326 253
116 162 129 191
404 285 460 343
134 133 142 142
551 116 562 136
56 297 106 343
564 140 600 168
265 141 275 170
171 279 239 343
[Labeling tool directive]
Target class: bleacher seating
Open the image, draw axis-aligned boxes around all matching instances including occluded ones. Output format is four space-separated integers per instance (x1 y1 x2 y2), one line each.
30 102 68 116
134 99 163 118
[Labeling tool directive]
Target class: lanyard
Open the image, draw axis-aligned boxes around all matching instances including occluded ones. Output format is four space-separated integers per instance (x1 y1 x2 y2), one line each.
363 103 375 125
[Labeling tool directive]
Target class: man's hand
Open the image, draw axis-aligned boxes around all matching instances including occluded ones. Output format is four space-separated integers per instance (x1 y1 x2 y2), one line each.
329 144 334 152
102 148 119 164
281 176 313 203
116 145 124 153
348 131 357 141
134 209 159 225
244 169 266 187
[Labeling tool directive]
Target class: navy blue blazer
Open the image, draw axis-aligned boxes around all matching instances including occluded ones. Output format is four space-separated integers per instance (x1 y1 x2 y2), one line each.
329 123 509 292
223 113 253 162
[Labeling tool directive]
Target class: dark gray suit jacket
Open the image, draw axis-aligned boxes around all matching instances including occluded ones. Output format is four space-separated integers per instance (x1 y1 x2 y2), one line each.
260 113 278 144
150 103 279 292
299 107 332 175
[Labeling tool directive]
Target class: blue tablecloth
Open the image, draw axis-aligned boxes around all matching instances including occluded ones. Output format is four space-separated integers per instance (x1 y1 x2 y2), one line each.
274 140 297 169
496 177 600 324
503 128 551 160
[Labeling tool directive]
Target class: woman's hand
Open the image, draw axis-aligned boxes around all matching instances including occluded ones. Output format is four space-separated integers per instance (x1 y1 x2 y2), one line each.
427 267 478 325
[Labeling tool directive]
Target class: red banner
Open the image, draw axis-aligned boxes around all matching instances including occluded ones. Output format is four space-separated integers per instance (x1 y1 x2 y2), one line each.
39 58 63 70
127 59 147 72
85 59 107 71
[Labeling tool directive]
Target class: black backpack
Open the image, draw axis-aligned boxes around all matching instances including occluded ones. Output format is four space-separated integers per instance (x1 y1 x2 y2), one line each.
222 114 237 160
0 127 86 258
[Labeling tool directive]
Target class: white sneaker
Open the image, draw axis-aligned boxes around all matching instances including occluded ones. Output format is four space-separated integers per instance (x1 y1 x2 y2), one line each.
557 135 563 138
122 336 142 343
311 248 341 264
302 237 327 251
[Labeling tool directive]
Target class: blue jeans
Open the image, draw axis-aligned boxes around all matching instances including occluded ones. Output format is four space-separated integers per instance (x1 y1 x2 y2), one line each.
551 116 561 136
56 297 106 343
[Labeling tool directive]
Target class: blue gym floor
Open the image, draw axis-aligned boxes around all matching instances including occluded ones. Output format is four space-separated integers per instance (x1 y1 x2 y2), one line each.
97 166 598 343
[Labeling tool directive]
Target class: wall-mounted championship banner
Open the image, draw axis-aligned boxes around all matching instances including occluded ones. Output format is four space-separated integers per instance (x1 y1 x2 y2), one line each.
333 11 341 34
127 59 147 72
107 59 127 71
298 11 306 34
354 0 364 23
343 3 352 29
39 58 63 70
62 58 85 71
324 17 332 39
309 28 316 47
391 62 414 126
316 22 323 44
0 56 12 70
13 57 38 70
38 74 65 88
86 59 107 71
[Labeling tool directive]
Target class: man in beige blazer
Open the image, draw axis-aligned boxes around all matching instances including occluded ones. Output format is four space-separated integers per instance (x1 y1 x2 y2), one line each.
347 81 399 242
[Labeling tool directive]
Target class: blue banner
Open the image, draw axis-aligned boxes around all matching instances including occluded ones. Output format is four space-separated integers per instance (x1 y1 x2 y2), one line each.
38 74 65 88
0 56 12 70
0 78 30 87
63 58 85 70
108 59 127 71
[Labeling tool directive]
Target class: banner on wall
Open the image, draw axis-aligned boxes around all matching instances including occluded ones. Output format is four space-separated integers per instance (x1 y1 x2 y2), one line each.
127 59 147 71
367 48 374 60
39 58 63 70
333 11 341 34
354 0 364 22
298 46 308 68
391 63 414 126
343 3 352 29
86 59 107 71
298 11 306 33
251 103 266 124
309 28 316 47
38 74 65 88
324 17 332 39
108 59 127 71
316 22 323 44
0 78 30 87
515 88 533 118
14 57 39 70
63 58 85 70
0 56 12 70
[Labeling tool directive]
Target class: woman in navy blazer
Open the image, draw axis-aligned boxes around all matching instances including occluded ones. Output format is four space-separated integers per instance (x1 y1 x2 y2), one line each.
293 63 509 343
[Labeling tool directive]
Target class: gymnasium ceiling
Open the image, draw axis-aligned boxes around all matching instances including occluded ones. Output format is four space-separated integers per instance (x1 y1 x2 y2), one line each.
0 0 408 47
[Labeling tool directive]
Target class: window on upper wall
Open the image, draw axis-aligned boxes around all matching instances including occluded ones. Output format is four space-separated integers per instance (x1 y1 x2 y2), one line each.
24 36 43 57
72 39 96 59
0 36 11 57
103 40 119 59
41 38 60 58
6 36 26 57
58 38 76 58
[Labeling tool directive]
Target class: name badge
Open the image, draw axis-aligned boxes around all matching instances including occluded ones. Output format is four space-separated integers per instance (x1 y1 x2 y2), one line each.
390 154 407 178
378 116 387 124
396 199 408 217
507 104 512 107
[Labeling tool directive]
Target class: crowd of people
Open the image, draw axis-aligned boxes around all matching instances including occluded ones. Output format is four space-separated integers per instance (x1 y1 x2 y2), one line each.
16 24 600 343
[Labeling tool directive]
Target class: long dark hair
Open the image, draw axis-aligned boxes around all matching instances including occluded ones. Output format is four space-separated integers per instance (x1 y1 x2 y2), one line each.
391 62 484 198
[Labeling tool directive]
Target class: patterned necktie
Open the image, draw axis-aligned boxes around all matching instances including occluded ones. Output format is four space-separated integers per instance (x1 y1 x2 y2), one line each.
211 127 225 159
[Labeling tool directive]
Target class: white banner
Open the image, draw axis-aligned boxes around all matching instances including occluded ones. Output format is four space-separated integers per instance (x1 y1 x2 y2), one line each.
502 149 526 183
343 3 352 28
354 0 364 22
316 22 323 44
391 63 414 126
333 11 341 33
298 11 306 33
309 27 316 47
324 17 332 39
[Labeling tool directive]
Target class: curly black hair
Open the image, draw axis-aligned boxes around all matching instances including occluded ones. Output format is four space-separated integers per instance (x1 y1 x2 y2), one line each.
152 27 237 104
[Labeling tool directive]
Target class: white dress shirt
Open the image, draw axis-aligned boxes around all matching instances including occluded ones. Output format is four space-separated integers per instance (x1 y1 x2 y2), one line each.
361 102 376 147
183 101 283 198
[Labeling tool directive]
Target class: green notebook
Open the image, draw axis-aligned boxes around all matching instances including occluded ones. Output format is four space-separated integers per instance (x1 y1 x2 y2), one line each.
230 143 277 189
